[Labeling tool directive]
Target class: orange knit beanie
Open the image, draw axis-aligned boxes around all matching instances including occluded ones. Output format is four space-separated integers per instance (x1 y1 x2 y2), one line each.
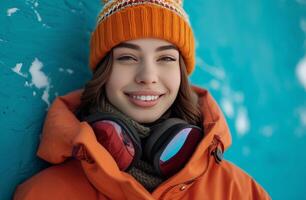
89 0 195 74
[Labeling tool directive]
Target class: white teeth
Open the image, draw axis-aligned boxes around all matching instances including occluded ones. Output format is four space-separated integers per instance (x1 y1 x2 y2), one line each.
131 95 159 101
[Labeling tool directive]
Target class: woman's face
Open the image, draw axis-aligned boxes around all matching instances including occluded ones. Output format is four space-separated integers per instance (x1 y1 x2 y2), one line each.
105 38 181 123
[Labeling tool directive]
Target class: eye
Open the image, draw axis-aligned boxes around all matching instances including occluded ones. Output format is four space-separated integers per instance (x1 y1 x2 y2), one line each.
158 56 177 62
117 55 137 61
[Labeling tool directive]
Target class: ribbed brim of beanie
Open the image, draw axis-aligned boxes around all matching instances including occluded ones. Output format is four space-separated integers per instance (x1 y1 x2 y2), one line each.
89 3 195 74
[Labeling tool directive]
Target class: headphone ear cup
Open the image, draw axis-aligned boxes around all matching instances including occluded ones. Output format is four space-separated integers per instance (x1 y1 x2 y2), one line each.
143 118 188 161
84 112 142 171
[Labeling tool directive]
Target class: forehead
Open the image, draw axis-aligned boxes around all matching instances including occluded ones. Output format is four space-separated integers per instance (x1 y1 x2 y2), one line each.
113 38 178 53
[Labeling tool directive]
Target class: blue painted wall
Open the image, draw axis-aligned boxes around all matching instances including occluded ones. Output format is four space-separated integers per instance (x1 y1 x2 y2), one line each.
1 1 305 199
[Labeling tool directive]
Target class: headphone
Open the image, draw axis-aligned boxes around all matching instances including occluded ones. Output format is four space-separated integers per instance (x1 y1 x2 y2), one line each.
82 112 203 177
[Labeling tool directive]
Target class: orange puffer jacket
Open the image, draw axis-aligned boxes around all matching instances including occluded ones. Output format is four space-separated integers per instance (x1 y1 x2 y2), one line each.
14 86 271 200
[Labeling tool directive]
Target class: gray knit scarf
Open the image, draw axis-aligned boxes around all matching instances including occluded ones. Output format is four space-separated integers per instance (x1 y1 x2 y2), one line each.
96 100 170 192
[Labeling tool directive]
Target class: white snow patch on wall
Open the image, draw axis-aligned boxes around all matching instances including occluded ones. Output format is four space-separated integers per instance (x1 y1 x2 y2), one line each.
221 98 234 118
235 106 250 137
195 56 252 139
29 58 48 89
26 0 42 22
7 8 19 16
66 69 74 74
24 81 31 87
205 65 226 80
195 57 225 79
29 58 51 106
209 79 220 90
296 55 306 91
11 63 27 77
33 9 42 22
42 86 50 106
58 67 74 74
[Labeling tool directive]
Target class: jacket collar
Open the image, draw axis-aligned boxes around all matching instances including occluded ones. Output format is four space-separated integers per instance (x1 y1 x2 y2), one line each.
38 86 232 199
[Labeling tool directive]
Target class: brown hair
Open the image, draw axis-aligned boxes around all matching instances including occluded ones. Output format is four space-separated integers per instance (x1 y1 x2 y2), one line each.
77 49 202 126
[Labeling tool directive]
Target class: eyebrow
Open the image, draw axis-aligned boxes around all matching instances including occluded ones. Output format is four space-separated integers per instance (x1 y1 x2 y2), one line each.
114 42 178 52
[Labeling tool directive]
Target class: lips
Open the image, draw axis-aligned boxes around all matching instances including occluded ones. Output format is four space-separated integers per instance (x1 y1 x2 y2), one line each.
124 91 165 108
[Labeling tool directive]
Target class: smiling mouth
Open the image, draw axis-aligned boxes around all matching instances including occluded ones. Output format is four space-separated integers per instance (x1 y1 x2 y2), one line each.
124 93 165 107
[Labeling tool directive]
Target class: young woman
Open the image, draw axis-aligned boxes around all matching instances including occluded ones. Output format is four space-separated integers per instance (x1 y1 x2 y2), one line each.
14 1 270 199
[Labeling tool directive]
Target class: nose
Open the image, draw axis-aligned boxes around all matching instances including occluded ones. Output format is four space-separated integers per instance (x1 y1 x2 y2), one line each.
135 60 158 84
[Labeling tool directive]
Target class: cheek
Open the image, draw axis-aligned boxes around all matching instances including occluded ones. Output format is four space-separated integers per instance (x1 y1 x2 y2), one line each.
106 66 132 92
162 66 181 92
105 73 123 101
